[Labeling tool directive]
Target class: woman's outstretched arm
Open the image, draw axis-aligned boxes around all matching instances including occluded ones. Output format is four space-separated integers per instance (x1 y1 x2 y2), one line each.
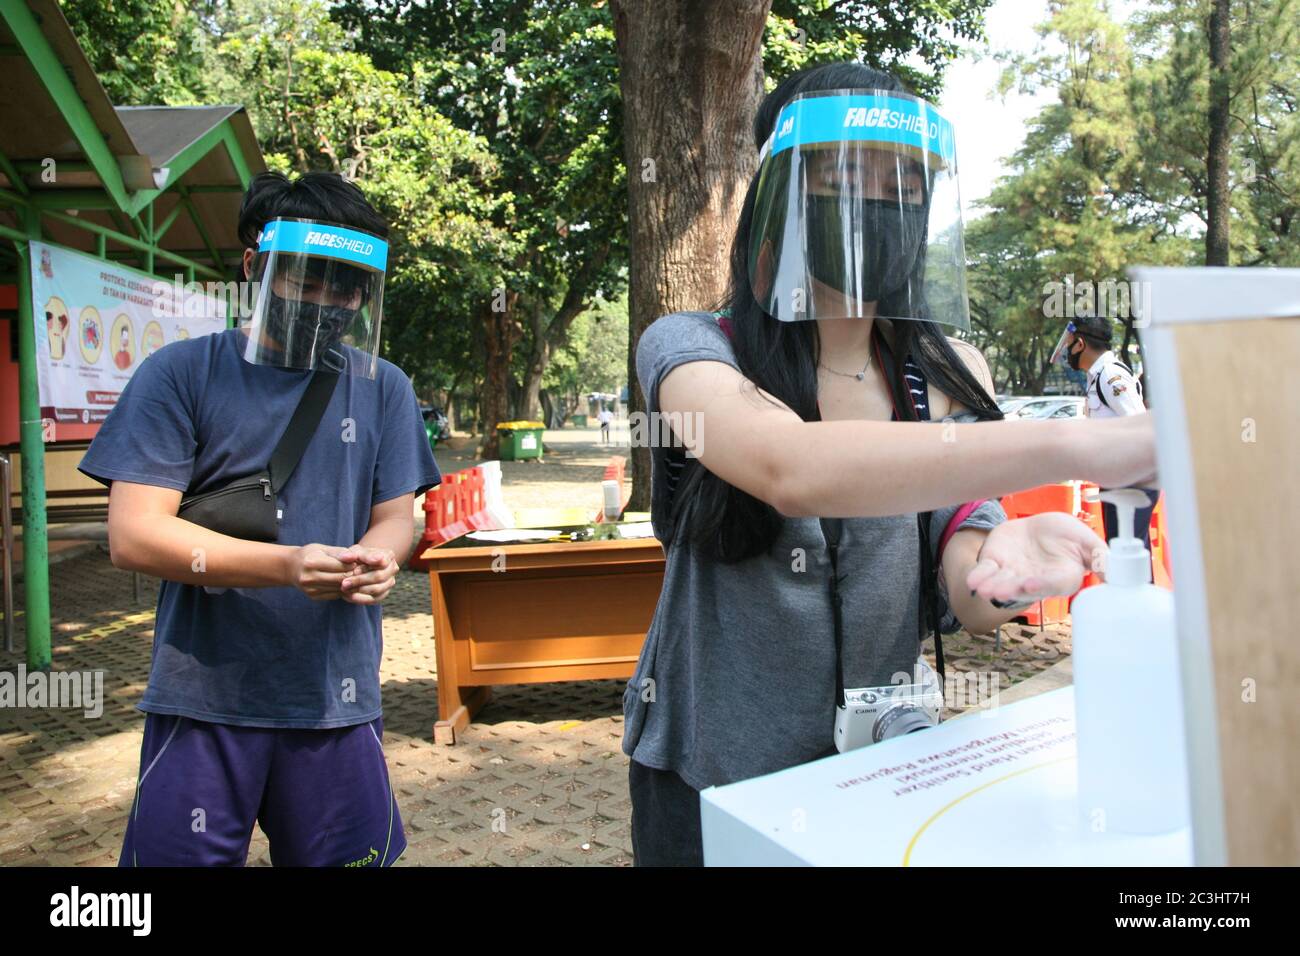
657 359 1155 519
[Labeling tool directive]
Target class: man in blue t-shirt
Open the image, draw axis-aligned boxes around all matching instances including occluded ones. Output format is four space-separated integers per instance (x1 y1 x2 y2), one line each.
79 172 441 866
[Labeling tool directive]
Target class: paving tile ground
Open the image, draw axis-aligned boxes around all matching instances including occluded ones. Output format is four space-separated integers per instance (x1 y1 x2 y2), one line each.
1 430 1069 866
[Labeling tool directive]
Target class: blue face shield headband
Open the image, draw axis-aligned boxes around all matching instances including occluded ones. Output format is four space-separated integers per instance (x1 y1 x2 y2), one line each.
747 89 970 329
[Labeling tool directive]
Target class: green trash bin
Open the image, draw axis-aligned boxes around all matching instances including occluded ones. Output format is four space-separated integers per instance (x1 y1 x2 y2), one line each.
571 413 588 428
497 422 545 461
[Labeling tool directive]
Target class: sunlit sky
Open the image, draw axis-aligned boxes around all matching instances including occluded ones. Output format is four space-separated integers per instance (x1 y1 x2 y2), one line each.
937 0 1058 219
936 0 1141 219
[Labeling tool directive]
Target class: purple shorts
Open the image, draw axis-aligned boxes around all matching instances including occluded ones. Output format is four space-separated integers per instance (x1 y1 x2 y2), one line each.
120 713 406 867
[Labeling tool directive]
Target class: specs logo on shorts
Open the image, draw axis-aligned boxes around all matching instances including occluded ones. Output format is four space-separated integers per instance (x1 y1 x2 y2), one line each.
344 846 379 867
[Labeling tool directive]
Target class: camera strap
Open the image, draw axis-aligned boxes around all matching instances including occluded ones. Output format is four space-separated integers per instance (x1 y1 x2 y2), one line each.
820 516 848 709
818 332 946 705
872 332 946 685
268 368 340 493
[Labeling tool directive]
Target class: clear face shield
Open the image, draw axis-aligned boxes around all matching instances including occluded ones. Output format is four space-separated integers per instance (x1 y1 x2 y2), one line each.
748 89 968 329
241 218 387 378
1049 322 1082 368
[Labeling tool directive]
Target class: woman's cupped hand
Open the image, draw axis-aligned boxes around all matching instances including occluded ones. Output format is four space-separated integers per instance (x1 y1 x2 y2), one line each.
966 512 1107 604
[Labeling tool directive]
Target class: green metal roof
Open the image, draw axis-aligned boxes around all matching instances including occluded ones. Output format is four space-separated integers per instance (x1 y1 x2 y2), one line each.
0 0 267 279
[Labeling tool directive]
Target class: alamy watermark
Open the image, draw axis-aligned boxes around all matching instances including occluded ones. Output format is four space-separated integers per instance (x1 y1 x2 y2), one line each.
1041 274 1151 327
49 886 150 935
627 410 705 456
1 665 104 718
150 275 261 321
888 662 1003 714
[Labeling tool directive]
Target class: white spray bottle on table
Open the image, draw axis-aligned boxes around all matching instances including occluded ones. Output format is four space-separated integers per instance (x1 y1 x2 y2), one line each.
1071 488 1190 836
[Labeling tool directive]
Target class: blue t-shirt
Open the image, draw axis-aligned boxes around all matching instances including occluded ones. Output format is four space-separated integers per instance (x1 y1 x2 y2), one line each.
78 328 442 729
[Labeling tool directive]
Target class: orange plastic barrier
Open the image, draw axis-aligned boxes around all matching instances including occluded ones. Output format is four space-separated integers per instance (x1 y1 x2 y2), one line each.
408 467 492 569
1149 495 1174 589
1000 483 1076 521
1077 486 1107 595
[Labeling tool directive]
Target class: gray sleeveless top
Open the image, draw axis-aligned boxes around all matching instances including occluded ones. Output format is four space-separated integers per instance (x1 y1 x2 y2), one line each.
624 311 1006 790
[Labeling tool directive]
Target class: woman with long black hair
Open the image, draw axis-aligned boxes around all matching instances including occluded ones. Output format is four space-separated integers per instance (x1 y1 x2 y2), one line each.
624 62 1156 865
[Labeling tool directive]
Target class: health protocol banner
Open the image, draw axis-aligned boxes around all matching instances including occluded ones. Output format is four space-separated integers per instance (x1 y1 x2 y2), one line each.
29 241 225 426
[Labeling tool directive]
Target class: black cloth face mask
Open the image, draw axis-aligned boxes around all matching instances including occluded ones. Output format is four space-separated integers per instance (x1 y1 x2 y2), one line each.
1067 336 1084 370
803 195 928 303
262 290 356 368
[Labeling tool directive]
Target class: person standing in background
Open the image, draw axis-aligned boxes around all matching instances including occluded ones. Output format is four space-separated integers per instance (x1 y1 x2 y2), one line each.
1050 314 1159 551
598 405 613 444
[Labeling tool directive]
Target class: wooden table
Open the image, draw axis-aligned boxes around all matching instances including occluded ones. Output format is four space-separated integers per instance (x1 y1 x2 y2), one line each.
421 536 665 743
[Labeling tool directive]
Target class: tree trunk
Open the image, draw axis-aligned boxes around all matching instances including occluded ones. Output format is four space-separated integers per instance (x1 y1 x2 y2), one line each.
520 360 545 422
1206 0 1231 266
524 246 609 424
479 293 522 459
519 303 549 422
539 389 554 429
540 389 569 429
611 0 771 511
442 371 464 433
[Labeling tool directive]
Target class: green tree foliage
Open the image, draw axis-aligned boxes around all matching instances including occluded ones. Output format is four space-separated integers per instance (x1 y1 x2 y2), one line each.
765 0 994 98
332 0 628 448
62 0 208 104
542 293 628 425
962 0 1297 392
63 0 514 400
1128 0 1300 265
968 0 1187 391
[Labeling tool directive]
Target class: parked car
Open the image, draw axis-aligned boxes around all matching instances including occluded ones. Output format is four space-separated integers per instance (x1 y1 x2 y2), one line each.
1008 397 1086 420
996 395 1035 416
420 406 452 446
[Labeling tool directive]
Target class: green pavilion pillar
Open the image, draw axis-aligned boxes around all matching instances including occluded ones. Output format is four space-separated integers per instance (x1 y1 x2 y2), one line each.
15 203 51 669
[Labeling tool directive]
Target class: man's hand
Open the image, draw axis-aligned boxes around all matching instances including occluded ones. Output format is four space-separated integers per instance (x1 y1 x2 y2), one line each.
288 543 358 600
335 546 400 605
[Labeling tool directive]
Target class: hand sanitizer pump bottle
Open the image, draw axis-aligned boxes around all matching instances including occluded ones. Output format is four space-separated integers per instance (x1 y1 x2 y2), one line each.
1071 489 1190 836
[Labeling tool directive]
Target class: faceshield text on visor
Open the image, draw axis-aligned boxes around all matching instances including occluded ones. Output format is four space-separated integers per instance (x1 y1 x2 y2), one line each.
241 218 388 378
747 89 969 329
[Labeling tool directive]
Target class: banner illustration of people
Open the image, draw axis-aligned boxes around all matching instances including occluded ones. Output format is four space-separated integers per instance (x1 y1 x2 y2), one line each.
29 241 225 429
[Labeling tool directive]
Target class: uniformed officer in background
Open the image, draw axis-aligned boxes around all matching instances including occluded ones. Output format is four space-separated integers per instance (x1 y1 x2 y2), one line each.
1051 315 1160 553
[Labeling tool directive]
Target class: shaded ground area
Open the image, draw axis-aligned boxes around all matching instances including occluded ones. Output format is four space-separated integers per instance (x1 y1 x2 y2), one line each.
1 428 1070 866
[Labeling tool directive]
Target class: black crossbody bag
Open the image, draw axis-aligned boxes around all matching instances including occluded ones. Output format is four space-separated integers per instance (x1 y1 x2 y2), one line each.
177 369 340 542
